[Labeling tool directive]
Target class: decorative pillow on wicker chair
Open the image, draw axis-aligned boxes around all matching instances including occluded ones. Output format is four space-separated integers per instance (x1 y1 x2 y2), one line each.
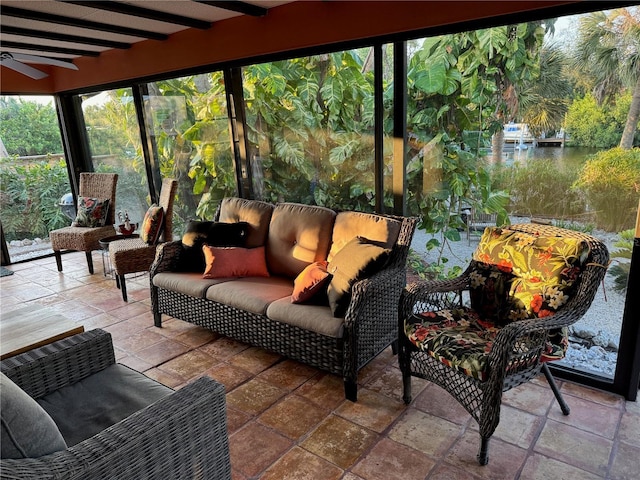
292 261 332 304
326 236 391 317
1 373 68 459
72 197 110 228
202 245 269 279
140 204 165 245
180 221 249 272
472 227 589 322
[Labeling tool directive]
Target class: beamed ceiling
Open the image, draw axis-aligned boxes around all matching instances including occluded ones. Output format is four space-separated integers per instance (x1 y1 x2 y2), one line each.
3 1 621 94
0 1 292 67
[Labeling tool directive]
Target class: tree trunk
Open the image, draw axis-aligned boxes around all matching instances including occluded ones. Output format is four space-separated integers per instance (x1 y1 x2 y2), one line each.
491 129 504 164
619 76 640 150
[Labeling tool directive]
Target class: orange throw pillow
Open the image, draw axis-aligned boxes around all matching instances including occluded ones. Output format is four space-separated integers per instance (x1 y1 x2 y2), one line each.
291 261 332 304
202 245 270 279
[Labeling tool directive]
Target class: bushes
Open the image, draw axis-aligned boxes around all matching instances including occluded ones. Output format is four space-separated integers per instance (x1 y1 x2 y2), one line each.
491 159 586 219
0 158 70 241
573 148 640 232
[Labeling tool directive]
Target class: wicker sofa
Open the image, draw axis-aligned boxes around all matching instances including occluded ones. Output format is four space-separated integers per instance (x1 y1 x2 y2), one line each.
0 329 230 480
150 197 417 401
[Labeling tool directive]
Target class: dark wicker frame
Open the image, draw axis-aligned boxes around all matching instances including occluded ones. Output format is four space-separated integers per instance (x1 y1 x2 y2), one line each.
0 329 231 480
150 213 417 402
398 223 610 465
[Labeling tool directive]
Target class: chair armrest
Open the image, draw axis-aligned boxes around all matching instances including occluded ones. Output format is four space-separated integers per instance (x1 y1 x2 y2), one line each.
0 377 231 480
400 271 471 320
149 240 183 277
0 329 115 399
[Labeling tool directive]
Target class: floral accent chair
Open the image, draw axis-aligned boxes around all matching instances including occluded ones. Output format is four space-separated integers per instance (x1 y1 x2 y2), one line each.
399 223 609 465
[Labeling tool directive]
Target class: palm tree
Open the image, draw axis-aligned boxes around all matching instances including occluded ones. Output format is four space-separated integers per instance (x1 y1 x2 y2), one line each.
573 8 640 149
519 44 572 137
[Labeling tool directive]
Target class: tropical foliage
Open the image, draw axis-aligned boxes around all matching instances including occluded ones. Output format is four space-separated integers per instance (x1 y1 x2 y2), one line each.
0 97 63 156
573 147 640 231
571 8 640 150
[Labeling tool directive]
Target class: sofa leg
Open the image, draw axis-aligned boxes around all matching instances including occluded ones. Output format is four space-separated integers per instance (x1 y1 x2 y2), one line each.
344 379 357 402
154 311 163 328
391 339 398 355
85 252 94 274
54 251 63 272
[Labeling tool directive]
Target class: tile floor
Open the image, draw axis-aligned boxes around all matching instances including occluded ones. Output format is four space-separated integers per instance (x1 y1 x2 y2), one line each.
1 251 639 480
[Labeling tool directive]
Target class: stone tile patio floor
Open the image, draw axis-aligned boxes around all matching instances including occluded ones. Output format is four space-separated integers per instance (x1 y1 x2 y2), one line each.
1 251 639 480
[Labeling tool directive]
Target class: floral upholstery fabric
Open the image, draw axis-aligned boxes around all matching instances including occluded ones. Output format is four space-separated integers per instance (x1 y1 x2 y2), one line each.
72 197 110 228
405 308 501 382
471 227 589 322
405 227 590 381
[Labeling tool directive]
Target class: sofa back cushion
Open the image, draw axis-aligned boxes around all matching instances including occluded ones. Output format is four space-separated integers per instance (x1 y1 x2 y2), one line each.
328 211 401 261
266 202 336 278
218 197 274 248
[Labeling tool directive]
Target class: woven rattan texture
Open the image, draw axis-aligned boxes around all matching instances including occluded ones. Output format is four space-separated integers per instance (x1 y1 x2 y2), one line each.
150 213 417 399
50 173 119 269
110 178 178 276
0 329 231 480
399 223 610 459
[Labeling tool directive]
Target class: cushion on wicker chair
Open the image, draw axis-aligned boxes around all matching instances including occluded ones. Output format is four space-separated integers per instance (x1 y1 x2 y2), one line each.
140 204 165 244
405 228 590 381
72 197 110 227
471 227 589 323
1 373 67 459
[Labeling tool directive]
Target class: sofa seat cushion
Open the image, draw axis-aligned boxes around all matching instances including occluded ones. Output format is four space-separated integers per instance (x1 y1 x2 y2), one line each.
37 364 173 447
218 197 274 248
266 297 344 338
153 272 233 298
266 202 336 278
328 211 401 261
1 373 67 459
205 276 293 315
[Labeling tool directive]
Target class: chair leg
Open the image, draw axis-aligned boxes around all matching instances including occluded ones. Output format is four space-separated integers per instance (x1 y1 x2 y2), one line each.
115 274 120 289
402 371 413 405
118 275 128 302
543 363 570 415
85 252 94 274
391 339 398 355
477 436 490 465
54 251 63 272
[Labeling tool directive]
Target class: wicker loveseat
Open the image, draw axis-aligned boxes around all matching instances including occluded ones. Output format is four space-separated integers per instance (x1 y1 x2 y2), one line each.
0 329 230 480
150 197 417 401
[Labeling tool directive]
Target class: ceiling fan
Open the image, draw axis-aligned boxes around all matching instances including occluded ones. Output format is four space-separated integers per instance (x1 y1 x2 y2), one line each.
0 52 79 80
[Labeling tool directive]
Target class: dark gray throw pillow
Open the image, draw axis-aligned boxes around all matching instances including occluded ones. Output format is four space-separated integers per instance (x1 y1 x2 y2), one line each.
0 372 67 459
180 221 249 272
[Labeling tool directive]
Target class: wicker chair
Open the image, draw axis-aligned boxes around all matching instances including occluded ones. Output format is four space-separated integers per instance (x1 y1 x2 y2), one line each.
398 223 609 465
50 173 118 274
109 178 178 301
0 329 231 480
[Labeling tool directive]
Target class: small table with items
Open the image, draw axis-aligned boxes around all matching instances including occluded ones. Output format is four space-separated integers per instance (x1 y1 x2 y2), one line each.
99 234 139 278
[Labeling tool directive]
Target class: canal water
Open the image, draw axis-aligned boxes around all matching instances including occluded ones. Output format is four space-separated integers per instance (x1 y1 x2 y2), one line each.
505 145 602 171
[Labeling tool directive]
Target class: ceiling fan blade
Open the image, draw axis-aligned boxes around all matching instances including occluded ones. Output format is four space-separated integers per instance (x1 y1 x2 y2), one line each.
0 57 48 80
11 53 79 71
